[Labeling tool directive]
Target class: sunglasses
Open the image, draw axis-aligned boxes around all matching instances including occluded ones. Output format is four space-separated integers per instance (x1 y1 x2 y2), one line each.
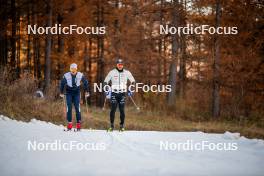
117 63 123 66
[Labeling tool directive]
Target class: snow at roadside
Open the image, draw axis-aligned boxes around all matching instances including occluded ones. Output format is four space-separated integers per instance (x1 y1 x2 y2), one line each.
0 115 264 176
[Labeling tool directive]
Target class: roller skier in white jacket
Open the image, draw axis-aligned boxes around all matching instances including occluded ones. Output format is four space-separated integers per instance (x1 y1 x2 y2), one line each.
104 58 135 132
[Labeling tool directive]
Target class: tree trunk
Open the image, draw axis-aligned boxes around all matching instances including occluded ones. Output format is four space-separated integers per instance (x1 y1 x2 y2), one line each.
84 42 88 73
44 0 52 89
212 0 222 118
179 0 187 99
0 0 8 66
96 2 105 107
16 8 21 77
163 37 167 84
27 3 31 73
113 0 120 56
157 0 164 85
11 0 17 76
167 0 179 106
57 12 64 79
32 1 41 79
179 35 186 99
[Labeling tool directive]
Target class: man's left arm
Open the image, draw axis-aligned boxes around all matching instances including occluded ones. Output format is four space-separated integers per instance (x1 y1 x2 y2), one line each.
127 71 135 96
81 75 89 93
127 70 135 84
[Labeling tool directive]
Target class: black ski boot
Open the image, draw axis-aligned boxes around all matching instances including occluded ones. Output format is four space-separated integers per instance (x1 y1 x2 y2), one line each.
107 124 114 132
119 124 125 132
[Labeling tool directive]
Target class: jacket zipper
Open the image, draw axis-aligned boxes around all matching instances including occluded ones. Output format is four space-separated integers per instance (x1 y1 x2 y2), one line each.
119 71 120 91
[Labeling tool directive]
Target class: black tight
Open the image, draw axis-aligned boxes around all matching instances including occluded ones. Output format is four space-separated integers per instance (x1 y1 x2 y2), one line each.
110 92 126 127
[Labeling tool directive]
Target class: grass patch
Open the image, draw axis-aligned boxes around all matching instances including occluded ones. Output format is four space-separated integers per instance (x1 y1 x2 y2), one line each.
81 106 264 139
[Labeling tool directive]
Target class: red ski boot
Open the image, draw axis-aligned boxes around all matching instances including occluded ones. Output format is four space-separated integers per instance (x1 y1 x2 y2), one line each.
67 122 73 131
76 122 81 131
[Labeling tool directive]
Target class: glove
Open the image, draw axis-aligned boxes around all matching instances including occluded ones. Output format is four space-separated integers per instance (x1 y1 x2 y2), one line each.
105 91 111 99
85 92 90 98
127 90 133 97
59 93 64 98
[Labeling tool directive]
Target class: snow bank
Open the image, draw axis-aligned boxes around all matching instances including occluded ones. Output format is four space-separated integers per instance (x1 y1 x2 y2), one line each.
222 131 241 140
0 115 264 176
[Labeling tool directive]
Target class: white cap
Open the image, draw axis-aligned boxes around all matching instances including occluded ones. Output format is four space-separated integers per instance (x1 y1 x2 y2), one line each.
70 63 77 70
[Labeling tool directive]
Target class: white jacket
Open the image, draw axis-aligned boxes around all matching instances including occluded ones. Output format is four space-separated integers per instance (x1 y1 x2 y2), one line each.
104 68 135 92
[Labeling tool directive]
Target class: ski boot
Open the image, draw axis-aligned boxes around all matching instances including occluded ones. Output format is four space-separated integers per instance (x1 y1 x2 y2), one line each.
66 122 72 131
119 124 125 132
76 122 81 131
107 127 113 132
107 124 114 132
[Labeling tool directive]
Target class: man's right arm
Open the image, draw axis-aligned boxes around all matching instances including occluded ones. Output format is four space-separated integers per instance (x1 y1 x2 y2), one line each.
104 70 112 85
103 71 112 96
60 76 67 94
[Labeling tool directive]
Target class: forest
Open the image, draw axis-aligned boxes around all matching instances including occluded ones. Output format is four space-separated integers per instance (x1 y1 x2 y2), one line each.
0 0 263 137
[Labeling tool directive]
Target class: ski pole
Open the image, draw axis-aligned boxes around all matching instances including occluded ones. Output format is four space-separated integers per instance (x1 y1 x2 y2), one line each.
129 96 140 111
62 95 67 119
85 96 89 117
102 97 107 111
